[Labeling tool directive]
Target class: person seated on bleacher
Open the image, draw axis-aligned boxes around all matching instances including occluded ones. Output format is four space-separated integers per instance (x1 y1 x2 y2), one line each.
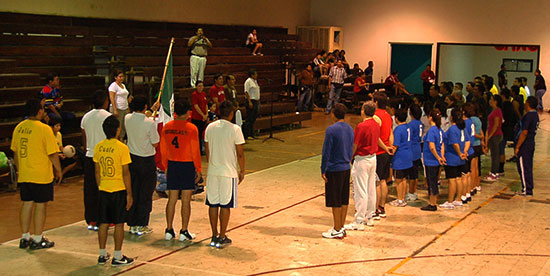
313 52 325 77
384 71 411 97
338 50 350 72
40 73 76 134
297 64 314 112
188 28 212 88
246 29 263 56
354 72 370 96
350 63 363 78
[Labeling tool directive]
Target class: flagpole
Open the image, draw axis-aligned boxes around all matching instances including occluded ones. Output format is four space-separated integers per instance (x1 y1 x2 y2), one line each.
153 37 175 117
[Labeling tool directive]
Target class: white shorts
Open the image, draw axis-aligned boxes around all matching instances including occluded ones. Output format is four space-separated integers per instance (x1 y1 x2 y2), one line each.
205 175 238 208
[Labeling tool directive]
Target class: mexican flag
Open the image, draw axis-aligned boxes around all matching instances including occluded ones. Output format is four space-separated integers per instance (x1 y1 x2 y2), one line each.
158 51 174 124
155 44 174 171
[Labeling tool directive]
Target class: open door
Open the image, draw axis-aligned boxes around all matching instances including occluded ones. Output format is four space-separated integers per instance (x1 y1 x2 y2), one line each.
390 43 433 95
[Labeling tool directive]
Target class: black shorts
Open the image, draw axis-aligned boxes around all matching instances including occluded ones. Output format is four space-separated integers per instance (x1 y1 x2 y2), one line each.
247 42 260 51
408 159 423 180
20 182 54 203
325 169 350 207
167 161 196 190
425 166 440 195
61 157 76 168
473 145 483 158
98 190 127 225
393 168 411 179
444 165 462 179
461 155 473 174
376 153 391 181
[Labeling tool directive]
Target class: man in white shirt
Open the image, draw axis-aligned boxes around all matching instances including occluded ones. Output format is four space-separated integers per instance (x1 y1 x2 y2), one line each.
204 101 245 248
124 97 160 236
243 69 260 140
81 90 111 230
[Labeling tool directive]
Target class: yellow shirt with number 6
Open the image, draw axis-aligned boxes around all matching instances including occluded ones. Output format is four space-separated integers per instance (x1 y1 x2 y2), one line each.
93 139 131 193
10 119 59 184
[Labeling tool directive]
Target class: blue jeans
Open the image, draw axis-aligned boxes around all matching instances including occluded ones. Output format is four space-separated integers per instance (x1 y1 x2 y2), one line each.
536 89 546 110
297 85 312 112
326 83 343 113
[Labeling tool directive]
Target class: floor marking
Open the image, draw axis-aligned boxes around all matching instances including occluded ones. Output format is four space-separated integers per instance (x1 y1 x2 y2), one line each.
296 130 325 138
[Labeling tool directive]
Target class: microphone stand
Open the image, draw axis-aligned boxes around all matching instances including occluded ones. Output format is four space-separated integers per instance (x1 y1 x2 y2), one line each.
263 77 284 143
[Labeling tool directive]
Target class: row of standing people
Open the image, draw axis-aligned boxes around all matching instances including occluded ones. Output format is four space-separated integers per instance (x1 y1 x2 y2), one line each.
320 90 539 239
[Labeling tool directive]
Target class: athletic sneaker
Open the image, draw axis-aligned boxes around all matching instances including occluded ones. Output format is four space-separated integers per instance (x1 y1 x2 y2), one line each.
112 255 134 266
340 228 347 237
164 228 176 240
389 199 401 206
397 200 407 207
29 237 54 250
471 189 477 196
452 200 463 207
98 253 111 265
179 229 195 241
209 236 219 247
378 207 386 218
421 205 437 211
482 173 498 182
129 226 138 235
344 221 365 231
372 211 381 220
19 238 31 249
215 236 232 248
364 218 375 227
137 226 153 236
466 194 472 202
322 228 344 239
476 186 481 192
461 196 468 204
439 201 455 209
406 193 418 201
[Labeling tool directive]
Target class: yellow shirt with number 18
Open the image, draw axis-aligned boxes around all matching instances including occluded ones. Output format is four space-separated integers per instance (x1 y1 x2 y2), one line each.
93 138 132 193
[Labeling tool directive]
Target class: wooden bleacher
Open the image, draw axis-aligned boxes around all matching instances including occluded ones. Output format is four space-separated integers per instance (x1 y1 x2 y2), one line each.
0 12 317 156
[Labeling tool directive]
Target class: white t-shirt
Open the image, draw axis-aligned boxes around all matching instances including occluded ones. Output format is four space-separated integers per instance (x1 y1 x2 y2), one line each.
244 77 260 100
246 33 257 45
81 108 111 157
204 119 245 178
108 82 130 110
125 112 160 157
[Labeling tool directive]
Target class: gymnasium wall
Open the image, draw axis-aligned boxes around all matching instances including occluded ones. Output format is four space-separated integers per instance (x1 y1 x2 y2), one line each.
0 0 311 34
310 0 550 85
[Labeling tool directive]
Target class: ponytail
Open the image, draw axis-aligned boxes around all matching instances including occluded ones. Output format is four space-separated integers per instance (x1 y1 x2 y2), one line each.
451 108 465 129
429 109 442 129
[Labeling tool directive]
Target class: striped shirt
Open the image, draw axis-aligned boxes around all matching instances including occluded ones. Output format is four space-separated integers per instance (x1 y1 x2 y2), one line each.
329 66 347 84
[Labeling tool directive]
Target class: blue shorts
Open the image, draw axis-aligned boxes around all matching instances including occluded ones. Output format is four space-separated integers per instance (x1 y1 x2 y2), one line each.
166 161 196 190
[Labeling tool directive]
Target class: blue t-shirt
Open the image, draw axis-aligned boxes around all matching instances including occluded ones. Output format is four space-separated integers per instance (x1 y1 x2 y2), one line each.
471 116 482 146
518 110 539 153
444 125 466 166
321 121 354 173
408 119 423 160
392 124 413 170
423 125 444 167
464 118 474 155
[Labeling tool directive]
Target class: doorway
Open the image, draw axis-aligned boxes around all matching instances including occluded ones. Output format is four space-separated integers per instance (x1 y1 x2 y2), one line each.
390 43 433 95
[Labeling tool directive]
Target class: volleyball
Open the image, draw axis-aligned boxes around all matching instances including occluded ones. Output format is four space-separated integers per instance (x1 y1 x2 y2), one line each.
62 145 76 158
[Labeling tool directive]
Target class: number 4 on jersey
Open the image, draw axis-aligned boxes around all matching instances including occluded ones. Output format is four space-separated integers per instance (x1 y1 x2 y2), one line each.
171 136 179 148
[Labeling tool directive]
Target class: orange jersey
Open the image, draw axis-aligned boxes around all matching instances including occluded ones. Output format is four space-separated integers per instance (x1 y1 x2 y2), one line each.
160 120 202 172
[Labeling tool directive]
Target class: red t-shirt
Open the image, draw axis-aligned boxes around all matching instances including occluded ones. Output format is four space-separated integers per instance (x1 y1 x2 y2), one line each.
354 77 366 93
375 109 392 155
209 85 226 103
191 91 207 120
354 118 380 156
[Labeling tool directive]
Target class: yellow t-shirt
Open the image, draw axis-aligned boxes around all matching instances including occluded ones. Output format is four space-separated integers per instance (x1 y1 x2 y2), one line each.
93 139 132 193
490 84 499 95
55 132 63 151
10 119 59 184
519 87 528 103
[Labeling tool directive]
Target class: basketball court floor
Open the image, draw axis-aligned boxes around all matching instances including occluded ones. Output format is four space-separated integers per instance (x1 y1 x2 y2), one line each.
1 112 550 276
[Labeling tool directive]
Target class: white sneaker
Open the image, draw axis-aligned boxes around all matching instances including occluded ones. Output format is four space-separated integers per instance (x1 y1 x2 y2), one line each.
452 200 463 207
322 228 344 239
389 199 401 206
408 193 418 201
179 230 196 241
344 221 365 231
476 186 481 192
397 200 408 207
439 201 455 209
364 218 375 227
129 226 138 235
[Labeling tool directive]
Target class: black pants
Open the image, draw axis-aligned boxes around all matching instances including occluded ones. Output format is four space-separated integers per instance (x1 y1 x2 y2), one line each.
517 147 534 195
127 154 157 226
83 157 99 224
243 100 259 139
423 82 431 100
191 119 206 154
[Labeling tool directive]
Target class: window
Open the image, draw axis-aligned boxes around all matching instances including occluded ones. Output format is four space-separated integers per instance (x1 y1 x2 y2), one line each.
503 59 533 72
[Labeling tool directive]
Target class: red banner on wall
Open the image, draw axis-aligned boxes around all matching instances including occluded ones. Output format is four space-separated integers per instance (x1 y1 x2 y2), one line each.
494 46 539 52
